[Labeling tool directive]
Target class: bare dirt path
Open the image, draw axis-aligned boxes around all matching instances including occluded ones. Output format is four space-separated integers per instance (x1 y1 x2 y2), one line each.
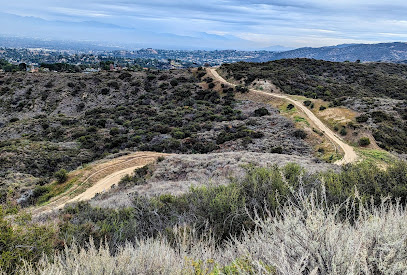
65 166 142 203
32 152 167 215
208 68 358 165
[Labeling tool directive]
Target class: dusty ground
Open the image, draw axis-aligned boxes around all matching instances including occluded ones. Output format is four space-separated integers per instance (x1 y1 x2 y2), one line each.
31 151 167 215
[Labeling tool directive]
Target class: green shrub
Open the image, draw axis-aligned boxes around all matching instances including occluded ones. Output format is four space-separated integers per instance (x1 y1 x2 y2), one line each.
319 105 327 111
100 88 109 95
334 125 339 131
118 72 132 80
204 77 214 83
359 137 371 146
33 185 51 199
293 129 307 139
286 104 295 110
270 146 283 154
254 107 270 117
171 130 185 139
108 81 120 90
170 79 178 86
339 127 347 136
109 127 120 136
303 100 312 106
147 74 156 81
197 71 206 79
0 208 55 273
356 114 369 123
54 169 68 183
235 85 249 93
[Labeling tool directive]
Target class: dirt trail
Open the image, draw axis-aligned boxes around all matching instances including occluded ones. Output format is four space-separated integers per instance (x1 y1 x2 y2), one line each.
32 152 167 215
66 166 141 203
208 68 358 165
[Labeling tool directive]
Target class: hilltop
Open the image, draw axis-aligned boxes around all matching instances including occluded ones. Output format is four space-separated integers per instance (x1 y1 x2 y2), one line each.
251 42 407 62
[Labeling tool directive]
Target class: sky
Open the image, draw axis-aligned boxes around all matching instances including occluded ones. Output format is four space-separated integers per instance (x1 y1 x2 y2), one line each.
1 0 407 50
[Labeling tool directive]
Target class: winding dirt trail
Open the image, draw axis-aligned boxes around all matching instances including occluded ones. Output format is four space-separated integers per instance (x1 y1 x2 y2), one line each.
32 68 356 215
65 166 142 203
32 152 167 215
208 68 358 165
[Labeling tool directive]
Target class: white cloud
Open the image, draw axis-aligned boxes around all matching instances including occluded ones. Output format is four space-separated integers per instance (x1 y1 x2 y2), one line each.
1 0 407 48
49 7 111 18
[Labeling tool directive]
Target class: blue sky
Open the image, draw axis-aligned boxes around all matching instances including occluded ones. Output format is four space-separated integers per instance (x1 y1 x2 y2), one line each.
1 0 407 49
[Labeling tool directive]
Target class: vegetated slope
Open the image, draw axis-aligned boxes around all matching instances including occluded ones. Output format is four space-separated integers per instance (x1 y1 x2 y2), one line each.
0 69 238 183
91 152 337 209
0 68 311 203
220 59 407 153
252 42 407 62
6 161 407 274
221 59 407 100
19 192 407 274
209 67 357 165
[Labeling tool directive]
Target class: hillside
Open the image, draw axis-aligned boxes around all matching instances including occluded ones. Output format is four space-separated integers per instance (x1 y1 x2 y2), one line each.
220 59 407 153
0 68 313 204
251 42 407 62
2 64 407 274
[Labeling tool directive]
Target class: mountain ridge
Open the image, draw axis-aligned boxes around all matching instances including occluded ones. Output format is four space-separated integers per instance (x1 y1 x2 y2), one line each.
252 42 407 62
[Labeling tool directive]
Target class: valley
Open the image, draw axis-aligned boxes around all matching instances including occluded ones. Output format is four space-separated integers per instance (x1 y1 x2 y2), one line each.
2 58 407 274
3 1 407 273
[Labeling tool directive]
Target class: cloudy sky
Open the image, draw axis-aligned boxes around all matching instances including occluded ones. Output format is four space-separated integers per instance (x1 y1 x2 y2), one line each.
1 0 407 49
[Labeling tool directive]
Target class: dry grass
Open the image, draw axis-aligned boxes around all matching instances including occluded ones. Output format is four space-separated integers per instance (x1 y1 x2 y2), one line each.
90 152 336 209
18 192 407 275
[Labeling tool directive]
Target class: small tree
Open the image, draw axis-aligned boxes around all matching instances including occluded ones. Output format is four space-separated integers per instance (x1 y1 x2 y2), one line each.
170 79 178 87
303 100 312 107
293 129 307 139
339 127 347 136
356 115 369 123
359 137 371 146
18 63 27 71
254 107 270 117
55 169 68 183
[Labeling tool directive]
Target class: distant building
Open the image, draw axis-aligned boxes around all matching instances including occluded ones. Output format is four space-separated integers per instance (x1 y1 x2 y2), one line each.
84 68 100 73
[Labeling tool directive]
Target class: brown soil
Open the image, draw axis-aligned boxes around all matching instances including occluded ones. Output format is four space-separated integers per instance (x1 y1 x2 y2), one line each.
31 151 168 215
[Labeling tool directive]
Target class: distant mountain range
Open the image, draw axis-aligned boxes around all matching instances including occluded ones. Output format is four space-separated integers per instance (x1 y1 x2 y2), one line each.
252 42 407 62
2 29 407 64
261 45 295 52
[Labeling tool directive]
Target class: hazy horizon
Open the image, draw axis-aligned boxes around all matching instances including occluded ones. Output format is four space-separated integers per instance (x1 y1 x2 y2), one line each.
2 1 407 50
